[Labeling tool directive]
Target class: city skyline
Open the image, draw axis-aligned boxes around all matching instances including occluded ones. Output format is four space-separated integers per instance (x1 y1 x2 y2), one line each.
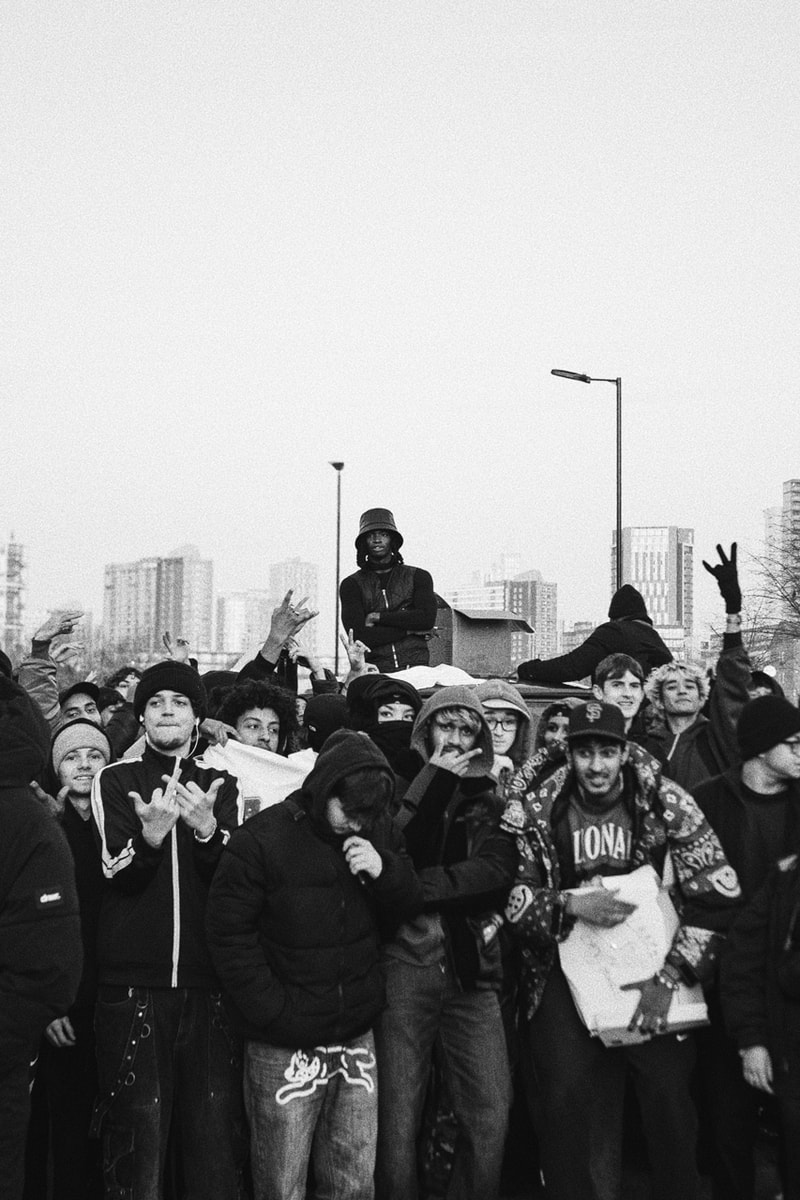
4 1 798 657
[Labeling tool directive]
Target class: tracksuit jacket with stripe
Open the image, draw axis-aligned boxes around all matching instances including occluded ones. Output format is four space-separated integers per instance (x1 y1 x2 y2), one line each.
91 743 241 989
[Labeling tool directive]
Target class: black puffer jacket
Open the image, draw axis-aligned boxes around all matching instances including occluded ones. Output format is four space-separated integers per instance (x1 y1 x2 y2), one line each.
206 730 422 1048
0 677 81 1067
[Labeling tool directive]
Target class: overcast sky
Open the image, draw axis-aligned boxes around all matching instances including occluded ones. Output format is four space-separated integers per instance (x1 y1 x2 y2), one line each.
3 0 798 652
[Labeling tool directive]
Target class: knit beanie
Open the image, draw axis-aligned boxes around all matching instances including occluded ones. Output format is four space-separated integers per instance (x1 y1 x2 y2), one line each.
737 695 800 760
608 585 650 623
51 718 112 776
133 660 207 720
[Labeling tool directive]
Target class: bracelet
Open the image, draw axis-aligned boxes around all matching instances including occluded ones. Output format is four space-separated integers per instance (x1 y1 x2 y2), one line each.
194 821 217 844
654 967 681 991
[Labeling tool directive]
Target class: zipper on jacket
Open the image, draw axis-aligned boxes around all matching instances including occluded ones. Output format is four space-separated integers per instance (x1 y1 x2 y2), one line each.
165 758 182 988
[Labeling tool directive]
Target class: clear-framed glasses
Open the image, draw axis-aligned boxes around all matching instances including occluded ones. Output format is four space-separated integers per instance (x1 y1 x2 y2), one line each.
484 715 520 732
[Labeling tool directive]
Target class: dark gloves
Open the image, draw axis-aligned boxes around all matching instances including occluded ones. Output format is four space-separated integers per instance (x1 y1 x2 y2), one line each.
702 542 741 613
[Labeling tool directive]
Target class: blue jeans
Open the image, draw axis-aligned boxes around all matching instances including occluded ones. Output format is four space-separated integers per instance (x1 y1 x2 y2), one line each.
93 987 246 1200
244 1034 378 1200
374 957 511 1200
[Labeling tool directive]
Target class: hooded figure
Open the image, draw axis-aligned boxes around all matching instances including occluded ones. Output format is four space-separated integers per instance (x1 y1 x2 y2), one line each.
339 507 437 673
475 678 532 782
206 729 422 1200
374 684 517 1199
517 584 672 686
0 676 82 1200
347 673 424 788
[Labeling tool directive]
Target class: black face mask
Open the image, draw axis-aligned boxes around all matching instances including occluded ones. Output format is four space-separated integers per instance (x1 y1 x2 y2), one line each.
366 720 422 780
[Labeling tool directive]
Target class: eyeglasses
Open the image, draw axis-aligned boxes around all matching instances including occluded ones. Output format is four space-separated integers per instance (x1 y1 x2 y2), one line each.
484 716 520 731
782 739 800 754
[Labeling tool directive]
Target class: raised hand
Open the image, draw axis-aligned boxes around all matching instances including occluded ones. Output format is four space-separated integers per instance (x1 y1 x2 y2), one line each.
170 775 224 840
162 632 191 663
130 783 180 849
340 629 368 672
428 746 482 777
702 542 741 614
32 611 83 646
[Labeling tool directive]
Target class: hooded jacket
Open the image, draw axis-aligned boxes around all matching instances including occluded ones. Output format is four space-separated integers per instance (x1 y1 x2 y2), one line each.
206 730 422 1048
518 587 672 685
0 677 82 1066
475 680 532 765
501 740 742 1020
387 687 518 989
347 673 424 787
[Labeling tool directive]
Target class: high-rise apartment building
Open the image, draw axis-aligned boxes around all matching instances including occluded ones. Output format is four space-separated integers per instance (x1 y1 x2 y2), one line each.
783 480 800 542
216 590 273 654
103 546 213 654
0 535 26 657
269 558 318 654
614 526 694 643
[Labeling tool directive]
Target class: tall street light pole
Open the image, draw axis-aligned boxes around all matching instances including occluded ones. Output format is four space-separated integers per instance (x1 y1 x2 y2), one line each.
330 461 344 674
551 369 623 592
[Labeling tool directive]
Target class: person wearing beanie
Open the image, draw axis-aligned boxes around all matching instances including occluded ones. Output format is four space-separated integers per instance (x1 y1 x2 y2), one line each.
339 507 437 674
517 582 671 686
501 700 741 1200
90 660 246 1200
302 692 349 754
206 729 422 1200
24 719 113 1200
375 685 517 1200
0 676 81 1200
644 544 754 793
692 694 800 1200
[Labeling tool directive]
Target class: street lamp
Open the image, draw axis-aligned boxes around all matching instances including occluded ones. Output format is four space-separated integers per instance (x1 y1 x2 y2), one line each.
330 461 345 674
551 369 623 591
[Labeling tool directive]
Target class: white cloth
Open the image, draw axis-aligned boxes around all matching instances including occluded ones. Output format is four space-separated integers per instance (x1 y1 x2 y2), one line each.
198 741 308 824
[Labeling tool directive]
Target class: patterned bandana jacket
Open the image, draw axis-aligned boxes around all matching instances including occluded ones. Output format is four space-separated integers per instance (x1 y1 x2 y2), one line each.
500 741 742 1022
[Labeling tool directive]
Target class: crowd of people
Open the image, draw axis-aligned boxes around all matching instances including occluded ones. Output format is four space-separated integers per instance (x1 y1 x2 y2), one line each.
2 511 800 1200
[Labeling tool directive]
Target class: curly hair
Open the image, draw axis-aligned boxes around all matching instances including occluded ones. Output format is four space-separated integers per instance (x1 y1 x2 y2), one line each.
644 661 710 713
217 680 298 755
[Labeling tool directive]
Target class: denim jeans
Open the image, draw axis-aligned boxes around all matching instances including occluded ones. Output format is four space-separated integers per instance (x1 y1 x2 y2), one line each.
525 964 701 1200
244 1034 378 1200
93 987 246 1200
374 957 511 1200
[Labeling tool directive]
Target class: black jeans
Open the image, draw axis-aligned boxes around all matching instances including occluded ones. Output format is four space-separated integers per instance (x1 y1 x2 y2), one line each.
94 987 246 1200
524 964 701 1200
0 1051 36 1200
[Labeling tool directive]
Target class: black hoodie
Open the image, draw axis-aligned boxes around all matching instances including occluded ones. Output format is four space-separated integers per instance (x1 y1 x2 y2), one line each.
206 730 422 1048
0 677 81 1066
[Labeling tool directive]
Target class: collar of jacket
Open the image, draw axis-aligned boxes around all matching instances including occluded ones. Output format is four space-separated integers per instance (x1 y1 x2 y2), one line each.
501 741 663 836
